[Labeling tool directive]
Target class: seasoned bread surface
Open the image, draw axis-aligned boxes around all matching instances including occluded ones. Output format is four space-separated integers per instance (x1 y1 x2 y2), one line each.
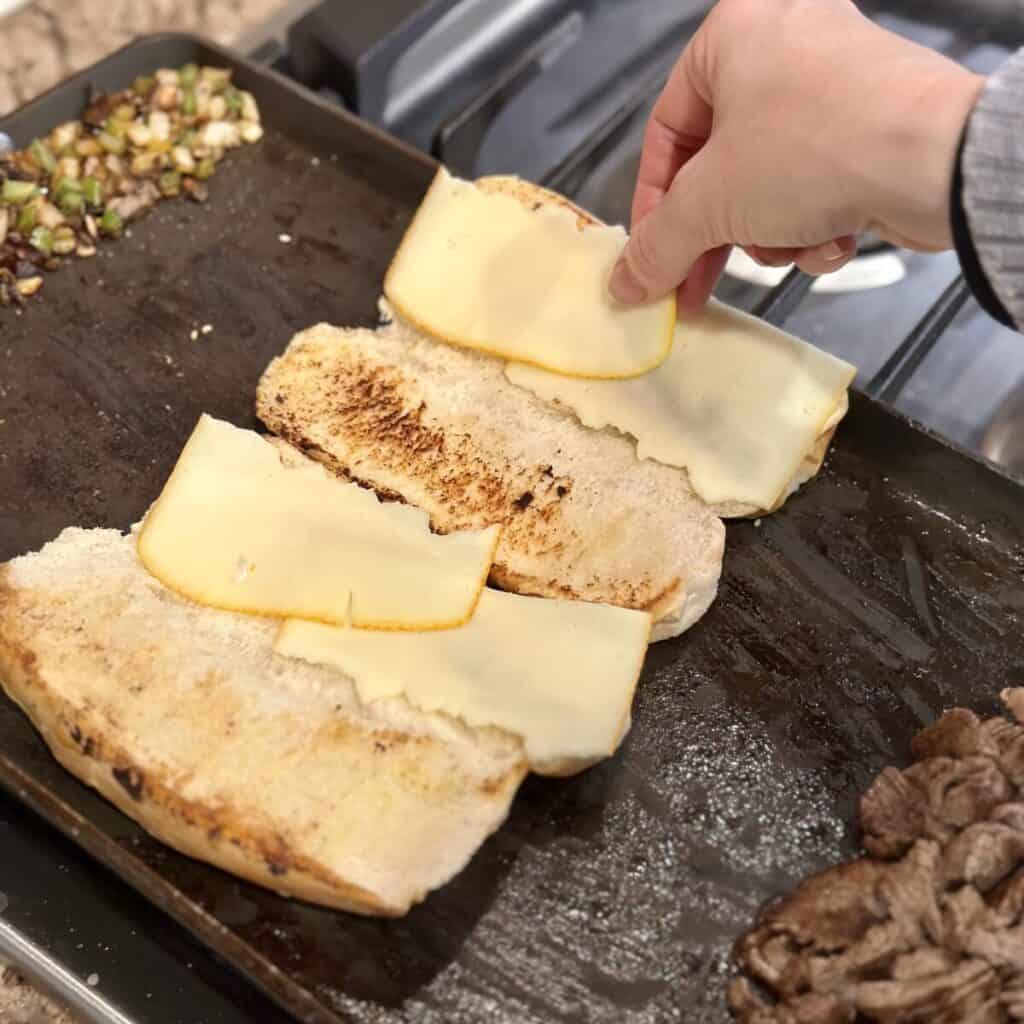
0 527 527 915
258 313 725 642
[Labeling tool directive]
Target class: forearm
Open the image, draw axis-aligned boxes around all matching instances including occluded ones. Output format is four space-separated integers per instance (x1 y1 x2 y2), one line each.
955 48 1024 330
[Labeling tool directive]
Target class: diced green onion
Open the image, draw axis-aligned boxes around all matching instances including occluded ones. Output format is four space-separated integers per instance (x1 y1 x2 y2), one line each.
99 207 123 236
133 75 155 97
30 139 56 174
194 157 216 181
2 179 39 203
97 131 126 155
81 176 103 207
58 191 84 217
104 117 128 140
179 63 198 88
158 170 181 197
29 225 54 255
182 88 197 118
16 203 36 234
53 175 83 198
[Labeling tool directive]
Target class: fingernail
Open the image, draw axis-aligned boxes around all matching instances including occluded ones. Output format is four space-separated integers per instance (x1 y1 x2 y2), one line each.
610 258 647 304
824 240 846 262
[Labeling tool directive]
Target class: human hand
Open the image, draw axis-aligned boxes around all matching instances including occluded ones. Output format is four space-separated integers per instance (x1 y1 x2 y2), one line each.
609 0 985 315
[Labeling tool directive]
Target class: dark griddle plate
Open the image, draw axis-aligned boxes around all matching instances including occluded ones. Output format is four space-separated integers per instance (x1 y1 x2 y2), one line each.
1 34 1024 1024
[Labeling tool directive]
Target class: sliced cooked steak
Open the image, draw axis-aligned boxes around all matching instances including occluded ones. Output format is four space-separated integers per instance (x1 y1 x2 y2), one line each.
730 689 1024 1023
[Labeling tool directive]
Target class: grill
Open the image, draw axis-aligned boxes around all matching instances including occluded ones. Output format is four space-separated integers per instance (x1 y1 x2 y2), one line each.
1 5 1023 1024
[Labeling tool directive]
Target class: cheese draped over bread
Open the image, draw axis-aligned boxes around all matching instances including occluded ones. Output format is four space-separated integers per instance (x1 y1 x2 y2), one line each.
137 415 499 629
384 168 675 379
275 587 651 776
506 300 855 511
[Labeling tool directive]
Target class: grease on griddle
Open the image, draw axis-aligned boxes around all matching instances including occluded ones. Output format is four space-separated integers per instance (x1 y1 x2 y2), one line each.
730 688 1024 1023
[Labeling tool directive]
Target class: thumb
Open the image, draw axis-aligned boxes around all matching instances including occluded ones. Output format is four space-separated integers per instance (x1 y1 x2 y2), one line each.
609 148 723 305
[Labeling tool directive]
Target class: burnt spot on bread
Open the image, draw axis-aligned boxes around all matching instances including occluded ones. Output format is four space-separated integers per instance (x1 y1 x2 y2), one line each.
288 435 408 506
258 339 685 612
69 724 96 757
267 859 288 877
265 356 572 535
368 728 423 752
112 765 145 801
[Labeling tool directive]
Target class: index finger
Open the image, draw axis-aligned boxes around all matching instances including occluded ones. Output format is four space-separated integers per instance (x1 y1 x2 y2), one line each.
631 43 713 228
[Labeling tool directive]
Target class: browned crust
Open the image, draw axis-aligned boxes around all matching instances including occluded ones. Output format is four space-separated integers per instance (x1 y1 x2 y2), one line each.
0 565 526 915
475 176 599 230
0 591 399 915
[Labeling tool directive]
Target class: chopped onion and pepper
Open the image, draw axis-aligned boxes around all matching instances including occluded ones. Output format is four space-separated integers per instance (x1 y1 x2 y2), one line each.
0 63 262 307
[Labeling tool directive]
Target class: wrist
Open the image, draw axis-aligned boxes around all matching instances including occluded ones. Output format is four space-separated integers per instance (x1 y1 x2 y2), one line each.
857 63 985 251
922 68 986 249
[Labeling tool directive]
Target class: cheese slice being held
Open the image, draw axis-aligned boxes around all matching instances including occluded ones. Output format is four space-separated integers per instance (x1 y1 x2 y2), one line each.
384 168 675 379
137 415 499 629
506 300 856 513
275 588 651 776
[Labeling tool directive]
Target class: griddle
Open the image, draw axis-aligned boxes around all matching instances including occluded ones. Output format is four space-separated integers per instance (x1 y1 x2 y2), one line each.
1 34 1023 1024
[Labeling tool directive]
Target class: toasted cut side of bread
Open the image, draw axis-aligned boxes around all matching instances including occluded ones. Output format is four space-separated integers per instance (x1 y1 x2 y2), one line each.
0 528 527 916
477 175 847 519
257 314 725 643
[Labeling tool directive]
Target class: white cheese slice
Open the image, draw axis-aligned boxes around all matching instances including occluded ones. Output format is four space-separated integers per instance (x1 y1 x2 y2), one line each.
274 588 651 776
383 167 675 379
137 415 499 629
506 300 856 511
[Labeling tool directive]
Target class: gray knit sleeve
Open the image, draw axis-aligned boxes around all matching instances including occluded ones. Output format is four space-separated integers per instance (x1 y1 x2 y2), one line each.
962 48 1024 329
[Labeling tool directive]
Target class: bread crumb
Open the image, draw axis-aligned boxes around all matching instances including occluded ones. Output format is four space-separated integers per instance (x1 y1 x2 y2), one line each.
201 324 213 335
190 329 199 341
754 519 762 527
86 973 99 987
278 233 292 244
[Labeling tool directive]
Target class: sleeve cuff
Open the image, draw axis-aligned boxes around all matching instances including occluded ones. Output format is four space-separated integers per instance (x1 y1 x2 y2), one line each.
950 124 1015 329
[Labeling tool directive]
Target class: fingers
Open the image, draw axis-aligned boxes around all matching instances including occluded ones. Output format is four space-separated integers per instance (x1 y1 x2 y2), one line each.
678 246 731 317
745 237 859 274
611 145 724 305
745 245 802 268
630 38 713 228
793 236 858 275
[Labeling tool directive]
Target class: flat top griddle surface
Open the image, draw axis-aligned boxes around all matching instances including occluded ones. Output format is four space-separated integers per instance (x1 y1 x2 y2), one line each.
1 35 1023 1024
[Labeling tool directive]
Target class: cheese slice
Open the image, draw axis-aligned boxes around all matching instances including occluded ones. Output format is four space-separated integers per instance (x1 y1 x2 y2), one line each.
383 168 675 380
137 415 499 629
274 588 651 776
506 300 856 512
